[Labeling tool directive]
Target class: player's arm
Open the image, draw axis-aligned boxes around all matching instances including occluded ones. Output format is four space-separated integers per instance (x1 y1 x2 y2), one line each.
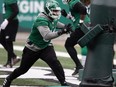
37 26 59 40
73 2 87 24
72 2 87 15
0 3 19 30
37 23 72 40
57 22 65 28
56 22 73 33
8 3 19 22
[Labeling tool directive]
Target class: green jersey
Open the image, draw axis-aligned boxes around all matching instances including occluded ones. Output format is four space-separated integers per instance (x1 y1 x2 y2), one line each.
69 0 90 29
28 15 58 49
3 0 18 19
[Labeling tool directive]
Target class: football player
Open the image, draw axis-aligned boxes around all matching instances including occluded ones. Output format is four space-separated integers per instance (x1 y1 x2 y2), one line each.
61 0 90 76
0 0 21 68
2 0 72 86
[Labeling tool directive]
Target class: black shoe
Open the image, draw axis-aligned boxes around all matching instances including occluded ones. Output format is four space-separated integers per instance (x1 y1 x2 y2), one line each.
61 81 69 86
3 77 11 87
3 63 12 68
72 66 83 76
72 68 80 76
113 64 116 69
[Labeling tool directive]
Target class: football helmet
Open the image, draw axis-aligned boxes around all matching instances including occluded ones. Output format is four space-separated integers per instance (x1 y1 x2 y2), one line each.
44 0 61 20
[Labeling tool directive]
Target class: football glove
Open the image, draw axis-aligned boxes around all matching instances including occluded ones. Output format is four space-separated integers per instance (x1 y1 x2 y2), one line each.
58 23 73 35
0 19 9 30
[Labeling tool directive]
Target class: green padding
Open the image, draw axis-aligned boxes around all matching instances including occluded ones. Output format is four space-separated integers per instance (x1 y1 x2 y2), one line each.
78 24 103 47
79 69 84 81
80 23 89 34
79 69 116 83
81 46 87 55
112 69 116 83
82 33 115 78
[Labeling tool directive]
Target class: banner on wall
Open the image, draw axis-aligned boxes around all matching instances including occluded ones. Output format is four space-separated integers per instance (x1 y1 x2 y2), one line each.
18 0 44 31
0 0 71 32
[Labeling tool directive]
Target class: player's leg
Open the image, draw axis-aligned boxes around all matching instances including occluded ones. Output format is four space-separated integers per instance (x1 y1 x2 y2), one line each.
0 30 13 67
3 19 20 68
65 28 84 75
3 41 16 68
1 40 19 68
41 46 68 86
3 47 39 87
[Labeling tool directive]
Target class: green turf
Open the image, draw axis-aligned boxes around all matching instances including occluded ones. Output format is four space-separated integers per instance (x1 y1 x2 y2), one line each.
0 78 60 86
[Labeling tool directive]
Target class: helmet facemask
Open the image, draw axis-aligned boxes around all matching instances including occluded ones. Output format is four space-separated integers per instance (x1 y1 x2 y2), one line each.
47 7 61 19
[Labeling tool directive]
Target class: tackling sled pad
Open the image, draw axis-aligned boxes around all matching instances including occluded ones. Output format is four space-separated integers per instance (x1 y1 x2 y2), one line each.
80 23 90 34
78 24 103 47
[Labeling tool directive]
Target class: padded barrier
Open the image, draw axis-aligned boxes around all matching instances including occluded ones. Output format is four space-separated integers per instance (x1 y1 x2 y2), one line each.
78 24 103 47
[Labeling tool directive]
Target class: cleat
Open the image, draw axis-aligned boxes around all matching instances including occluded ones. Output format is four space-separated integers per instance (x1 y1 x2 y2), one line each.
61 81 69 86
3 77 11 87
3 63 12 68
72 68 79 76
113 64 116 69
72 66 83 76
12 56 21 66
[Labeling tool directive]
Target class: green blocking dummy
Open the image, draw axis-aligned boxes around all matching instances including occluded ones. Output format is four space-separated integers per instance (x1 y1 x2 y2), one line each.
79 0 116 87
